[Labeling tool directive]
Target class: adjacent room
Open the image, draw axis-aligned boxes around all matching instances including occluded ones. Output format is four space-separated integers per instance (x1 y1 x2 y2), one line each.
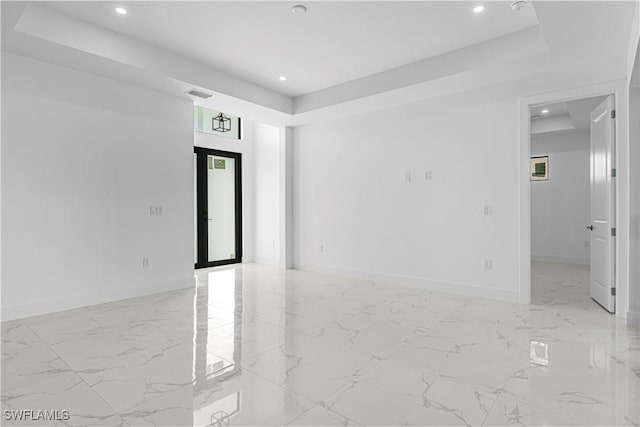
530 95 611 312
1 1 639 426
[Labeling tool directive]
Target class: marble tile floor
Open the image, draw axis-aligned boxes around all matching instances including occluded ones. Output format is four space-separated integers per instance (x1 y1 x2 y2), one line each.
1 262 639 426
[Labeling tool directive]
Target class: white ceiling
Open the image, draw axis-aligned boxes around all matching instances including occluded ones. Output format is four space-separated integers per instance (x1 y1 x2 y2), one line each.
531 95 608 136
40 1 539 97
2 1 637 126
531 101 568 119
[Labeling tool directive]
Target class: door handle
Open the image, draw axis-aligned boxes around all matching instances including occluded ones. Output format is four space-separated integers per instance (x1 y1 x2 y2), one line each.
586 225 594 230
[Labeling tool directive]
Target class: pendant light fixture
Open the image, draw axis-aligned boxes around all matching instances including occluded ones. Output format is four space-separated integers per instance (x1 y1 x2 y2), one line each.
212 112 231 132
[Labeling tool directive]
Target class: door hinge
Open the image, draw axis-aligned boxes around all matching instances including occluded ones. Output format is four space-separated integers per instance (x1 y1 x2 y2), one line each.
611 110 616 119
611 287 616 296
611 168 616 178
611 227 616 237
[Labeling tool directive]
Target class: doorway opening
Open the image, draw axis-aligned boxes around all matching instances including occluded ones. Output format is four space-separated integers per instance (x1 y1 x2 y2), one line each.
528 94 615 313
194 147 243 268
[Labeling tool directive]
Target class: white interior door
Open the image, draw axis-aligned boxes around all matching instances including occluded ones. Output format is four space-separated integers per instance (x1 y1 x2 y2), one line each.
589 95 615 313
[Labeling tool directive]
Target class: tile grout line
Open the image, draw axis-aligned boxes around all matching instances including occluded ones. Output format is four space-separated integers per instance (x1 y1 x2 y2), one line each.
21 303 194 423
479 277 560 427
480 265 563 426
21 321 126 424
0 321 76 395
480 262 603 426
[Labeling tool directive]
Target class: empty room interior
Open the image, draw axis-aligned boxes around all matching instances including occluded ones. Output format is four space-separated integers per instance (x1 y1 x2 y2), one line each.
530 95 606 308
1 1 640 426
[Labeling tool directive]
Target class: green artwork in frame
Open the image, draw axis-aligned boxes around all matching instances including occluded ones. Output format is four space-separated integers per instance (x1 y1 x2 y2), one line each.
530 156 549 181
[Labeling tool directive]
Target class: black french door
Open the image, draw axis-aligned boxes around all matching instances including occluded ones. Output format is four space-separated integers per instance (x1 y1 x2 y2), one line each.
194 147 242 268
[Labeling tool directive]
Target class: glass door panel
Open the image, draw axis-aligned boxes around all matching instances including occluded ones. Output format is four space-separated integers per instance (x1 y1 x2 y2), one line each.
207 155 236 262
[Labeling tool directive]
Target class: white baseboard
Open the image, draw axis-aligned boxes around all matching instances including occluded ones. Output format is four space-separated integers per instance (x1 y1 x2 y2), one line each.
628 311 640 329
532 254 590 265
1 276 194 322
296 264 520 303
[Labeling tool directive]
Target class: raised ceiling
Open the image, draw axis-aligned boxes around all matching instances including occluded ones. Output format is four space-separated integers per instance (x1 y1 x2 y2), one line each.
2 1 638 126
531 101 569 119
531 95 608 136
40 1 540 97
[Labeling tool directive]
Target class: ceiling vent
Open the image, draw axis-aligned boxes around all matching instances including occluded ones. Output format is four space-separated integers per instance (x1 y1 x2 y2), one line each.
187 89 214 99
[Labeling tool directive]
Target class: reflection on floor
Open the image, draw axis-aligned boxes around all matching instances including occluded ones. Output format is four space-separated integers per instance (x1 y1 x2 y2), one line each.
2 263 639 426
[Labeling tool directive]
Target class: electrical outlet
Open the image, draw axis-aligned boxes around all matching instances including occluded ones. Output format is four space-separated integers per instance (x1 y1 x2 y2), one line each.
484 259 493 270
150 205 163 216
425 171 432 181
483 205 493 216
404 172 412 182
319 244 324 253
142 257 150 268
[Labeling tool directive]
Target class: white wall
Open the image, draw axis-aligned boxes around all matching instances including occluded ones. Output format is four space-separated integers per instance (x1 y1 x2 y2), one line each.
1 53 194 320
530 132 590 265
293 98 521 301
254 123 281 265
628 38 640 327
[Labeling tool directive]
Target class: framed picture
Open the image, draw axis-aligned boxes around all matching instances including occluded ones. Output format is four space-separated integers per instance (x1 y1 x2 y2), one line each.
530 156 549 181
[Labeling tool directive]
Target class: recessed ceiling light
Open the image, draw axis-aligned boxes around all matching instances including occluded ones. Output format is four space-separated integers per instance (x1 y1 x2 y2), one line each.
291 5 307 15
473 5 485 13
115 7 127 15
541 109 549 114
279 76 287 81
